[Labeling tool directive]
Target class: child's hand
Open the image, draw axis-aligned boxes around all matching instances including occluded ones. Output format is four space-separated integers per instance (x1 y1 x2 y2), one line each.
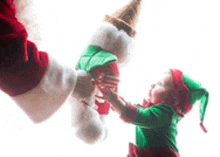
95 74 119 103
99 87 119 104
96 74 126 114
97 74 119 89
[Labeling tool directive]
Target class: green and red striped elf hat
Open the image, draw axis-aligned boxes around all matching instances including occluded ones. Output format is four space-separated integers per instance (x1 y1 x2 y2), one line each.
170 69 209 133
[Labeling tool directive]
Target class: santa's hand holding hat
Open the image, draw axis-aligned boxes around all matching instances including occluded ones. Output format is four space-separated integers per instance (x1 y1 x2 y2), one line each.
0 0 143 144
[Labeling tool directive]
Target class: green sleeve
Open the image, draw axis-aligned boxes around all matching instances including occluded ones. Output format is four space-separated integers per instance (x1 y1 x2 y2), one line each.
132 104 175 129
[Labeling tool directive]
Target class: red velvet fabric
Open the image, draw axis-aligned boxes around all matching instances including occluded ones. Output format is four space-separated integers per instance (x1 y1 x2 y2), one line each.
95 100 111 115
0 0 49 96
0 0 25 36
129 143 180 157
92 62 119 78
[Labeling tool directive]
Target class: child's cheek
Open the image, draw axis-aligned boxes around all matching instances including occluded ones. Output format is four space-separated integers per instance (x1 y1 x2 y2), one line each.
151 88 165 104
151 90 158 103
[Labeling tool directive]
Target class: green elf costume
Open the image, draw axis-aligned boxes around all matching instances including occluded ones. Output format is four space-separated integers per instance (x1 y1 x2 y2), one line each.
69 0 143 144
120 69 209 157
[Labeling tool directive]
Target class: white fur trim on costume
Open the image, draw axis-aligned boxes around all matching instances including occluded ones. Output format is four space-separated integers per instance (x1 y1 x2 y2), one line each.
70 71 108 144
69 97 107 144
12 57 77 123
88 22 134 66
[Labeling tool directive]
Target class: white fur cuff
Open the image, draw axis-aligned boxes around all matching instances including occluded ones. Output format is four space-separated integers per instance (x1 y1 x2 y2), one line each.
88 22 134 66
12 57 77 123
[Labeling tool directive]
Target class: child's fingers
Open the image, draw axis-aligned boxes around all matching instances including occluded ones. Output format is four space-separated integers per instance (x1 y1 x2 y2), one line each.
97 75 119 85
96 86 112 101
103 75 120 82
96 84 119 104
104 76 120 86
102 79 119 85
100 83 118 89
109 87 118 96
97 84 112 96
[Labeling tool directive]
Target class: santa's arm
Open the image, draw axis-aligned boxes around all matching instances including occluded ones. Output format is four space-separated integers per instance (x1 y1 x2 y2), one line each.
0 0 80 123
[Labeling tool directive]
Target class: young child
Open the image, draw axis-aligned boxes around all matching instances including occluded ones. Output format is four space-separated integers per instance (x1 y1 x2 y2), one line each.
97 69 209 157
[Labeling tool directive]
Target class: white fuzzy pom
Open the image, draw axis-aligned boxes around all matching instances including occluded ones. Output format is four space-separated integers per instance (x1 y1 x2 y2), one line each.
75 119 105 144
69 97 106 144
89 22 134 66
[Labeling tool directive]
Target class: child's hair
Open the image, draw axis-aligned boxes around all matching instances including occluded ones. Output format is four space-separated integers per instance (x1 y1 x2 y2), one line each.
162 71 185 117
163 91 185 117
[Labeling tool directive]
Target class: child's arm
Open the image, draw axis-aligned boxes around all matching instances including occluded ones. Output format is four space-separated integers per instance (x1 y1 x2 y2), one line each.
98 87 126 115
95 74 122 114
105 91 173 128
98 76 174 128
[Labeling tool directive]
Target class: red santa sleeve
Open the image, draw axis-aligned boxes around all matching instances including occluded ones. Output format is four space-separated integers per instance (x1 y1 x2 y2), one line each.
0 0 78 123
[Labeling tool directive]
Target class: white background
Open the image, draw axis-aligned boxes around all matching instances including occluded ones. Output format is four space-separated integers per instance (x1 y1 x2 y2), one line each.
0 0 220 156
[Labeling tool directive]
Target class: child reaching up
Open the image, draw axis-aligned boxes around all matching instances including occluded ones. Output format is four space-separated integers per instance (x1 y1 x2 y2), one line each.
97 69 209 157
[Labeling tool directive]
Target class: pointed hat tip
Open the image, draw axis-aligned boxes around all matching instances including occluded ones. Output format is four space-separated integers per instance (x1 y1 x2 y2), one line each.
200 122 208 133
103 0 143 38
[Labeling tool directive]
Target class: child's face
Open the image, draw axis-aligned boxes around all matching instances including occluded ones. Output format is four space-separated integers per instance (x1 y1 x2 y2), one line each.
149 72 175 104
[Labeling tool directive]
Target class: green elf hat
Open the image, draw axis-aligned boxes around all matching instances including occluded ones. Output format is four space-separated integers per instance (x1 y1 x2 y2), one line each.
76 45 118 72
170 69 209 133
